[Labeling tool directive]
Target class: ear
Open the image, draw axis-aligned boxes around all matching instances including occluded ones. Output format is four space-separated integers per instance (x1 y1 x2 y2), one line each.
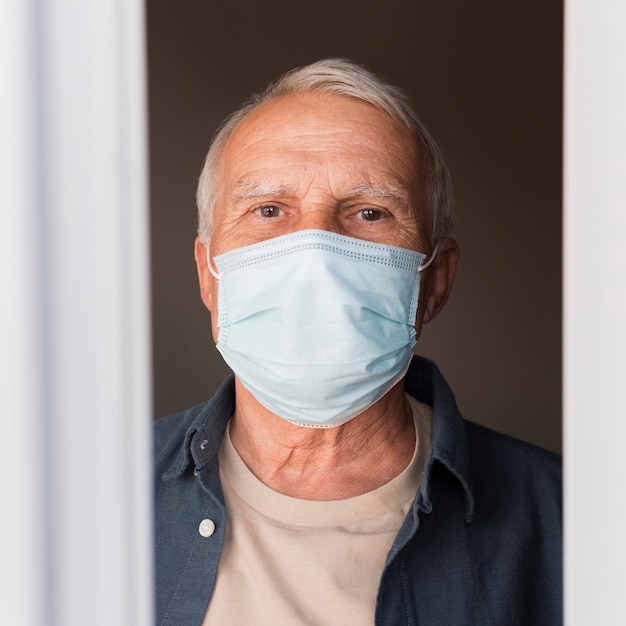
194 236 214 312
421 237 460 325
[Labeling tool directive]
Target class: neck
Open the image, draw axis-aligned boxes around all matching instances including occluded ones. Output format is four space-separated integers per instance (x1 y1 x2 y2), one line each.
229 378 416 500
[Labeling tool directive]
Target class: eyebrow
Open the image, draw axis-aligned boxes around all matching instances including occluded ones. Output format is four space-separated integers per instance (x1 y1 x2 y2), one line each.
229 179 411 206
343 182 410 206
231 179 292 200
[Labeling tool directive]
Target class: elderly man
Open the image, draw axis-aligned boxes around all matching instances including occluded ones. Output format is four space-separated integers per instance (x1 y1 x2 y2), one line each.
154 59 562 625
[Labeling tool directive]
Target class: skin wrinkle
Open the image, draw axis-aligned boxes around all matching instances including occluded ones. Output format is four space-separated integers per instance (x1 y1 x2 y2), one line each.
194 92 460 500
232 180 410 212
229 378 415 498
214 96 422 248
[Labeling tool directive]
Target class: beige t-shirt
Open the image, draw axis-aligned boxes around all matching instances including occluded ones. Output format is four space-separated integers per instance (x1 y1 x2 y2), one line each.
202 395 432 626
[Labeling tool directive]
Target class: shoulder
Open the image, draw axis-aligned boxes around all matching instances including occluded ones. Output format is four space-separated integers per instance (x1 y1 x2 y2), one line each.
464 420 562 524
466 421 561 485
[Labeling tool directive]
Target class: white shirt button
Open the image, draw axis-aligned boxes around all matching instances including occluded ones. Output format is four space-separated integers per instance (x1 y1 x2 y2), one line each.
198 519 216 538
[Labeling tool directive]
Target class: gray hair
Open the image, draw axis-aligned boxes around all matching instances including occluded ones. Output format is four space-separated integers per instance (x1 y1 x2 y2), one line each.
196 58 454 244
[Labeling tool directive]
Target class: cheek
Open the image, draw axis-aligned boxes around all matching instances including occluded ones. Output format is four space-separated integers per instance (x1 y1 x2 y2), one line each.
211 318 220 344
414 273 432 327
210 205 257 255
413 304 427 339
209 281 221 344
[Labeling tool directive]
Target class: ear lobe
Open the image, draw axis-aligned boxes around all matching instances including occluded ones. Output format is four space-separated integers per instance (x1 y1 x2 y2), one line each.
194 236 214 311
421 237 460 325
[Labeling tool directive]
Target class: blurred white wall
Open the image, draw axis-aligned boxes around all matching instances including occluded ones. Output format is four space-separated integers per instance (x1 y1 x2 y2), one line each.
1 1 152 624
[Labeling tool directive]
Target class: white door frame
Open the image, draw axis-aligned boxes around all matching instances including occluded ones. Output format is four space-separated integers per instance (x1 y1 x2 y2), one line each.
564 0 626 623
1 1 152 624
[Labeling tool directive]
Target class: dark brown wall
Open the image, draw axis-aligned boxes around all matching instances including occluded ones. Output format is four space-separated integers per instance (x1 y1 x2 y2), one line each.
147 0 563 453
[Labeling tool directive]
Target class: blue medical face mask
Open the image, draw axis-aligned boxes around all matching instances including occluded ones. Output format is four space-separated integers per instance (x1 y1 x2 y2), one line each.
209 229 436 428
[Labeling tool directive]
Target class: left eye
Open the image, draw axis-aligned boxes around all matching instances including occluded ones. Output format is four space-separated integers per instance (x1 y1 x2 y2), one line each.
359 208 382 221
255 205 282 218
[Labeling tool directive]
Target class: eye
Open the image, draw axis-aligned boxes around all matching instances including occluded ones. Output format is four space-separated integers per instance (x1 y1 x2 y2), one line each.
359 208 383 221
255 205 282 218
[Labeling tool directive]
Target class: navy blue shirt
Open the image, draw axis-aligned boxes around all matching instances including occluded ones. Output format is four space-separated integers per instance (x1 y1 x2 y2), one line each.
154 357 562 625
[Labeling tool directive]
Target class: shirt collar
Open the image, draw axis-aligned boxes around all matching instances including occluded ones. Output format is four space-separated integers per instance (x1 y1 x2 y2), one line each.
404 357 475 522
162 374 235 481
163 356 475 522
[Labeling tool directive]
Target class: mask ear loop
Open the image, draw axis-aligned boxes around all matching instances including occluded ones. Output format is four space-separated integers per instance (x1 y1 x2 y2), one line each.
208 259 222 280
418 241 440 273
412 241 440 356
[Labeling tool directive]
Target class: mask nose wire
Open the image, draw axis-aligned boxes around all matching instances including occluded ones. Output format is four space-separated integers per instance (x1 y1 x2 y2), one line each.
208 258 222 280
210 241 438 278
418 241 440 273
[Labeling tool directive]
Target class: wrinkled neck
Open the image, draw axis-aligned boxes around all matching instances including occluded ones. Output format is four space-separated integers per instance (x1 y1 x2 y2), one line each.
228 378 416 500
